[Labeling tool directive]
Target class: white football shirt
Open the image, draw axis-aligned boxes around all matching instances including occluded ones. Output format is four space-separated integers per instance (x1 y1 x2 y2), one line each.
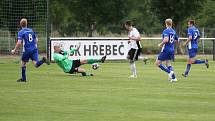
128 27 142 49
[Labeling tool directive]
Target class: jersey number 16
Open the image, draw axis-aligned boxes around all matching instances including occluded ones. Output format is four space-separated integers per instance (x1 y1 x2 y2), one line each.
169 35 174 43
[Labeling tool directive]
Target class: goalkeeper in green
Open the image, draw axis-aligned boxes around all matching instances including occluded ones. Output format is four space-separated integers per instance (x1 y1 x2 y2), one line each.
53 44 106 76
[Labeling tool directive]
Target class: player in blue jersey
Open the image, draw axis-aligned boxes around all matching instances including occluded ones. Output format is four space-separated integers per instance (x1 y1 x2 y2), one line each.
182 20 209 77
155 19 179 82
11 18 50 82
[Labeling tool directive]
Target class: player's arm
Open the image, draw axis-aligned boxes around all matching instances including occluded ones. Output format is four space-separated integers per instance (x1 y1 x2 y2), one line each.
33 32 38 46
183 29 192 47
11 40 22 54
128 29 141 41
183 35 192 47
11 31 22 54
175 39 179 45
62 50 68 55
69 42 81 54
128 35 141 41
70 48 76 54
35 34 38 44
175 34 179 45
158 37 168 47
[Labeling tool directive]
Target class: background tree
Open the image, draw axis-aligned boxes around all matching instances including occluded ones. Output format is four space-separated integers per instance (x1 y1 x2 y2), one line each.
125 0 162 36
150 0 206 35
70 0 127 37
195 0 215 37
150 0 206 54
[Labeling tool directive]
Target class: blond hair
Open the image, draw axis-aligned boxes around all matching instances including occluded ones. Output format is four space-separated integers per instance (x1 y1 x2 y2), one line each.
20 18 27 27
165 18 172 27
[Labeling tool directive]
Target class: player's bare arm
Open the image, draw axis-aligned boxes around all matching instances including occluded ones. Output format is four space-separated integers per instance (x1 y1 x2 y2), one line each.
36 36 38 44
11 40 22 54
158 37 168 47
183 35 192 47
175 39 179 45
128 35 141 41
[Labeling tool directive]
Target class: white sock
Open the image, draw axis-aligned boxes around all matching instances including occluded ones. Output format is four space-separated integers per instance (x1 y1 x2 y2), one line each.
130 62 137 76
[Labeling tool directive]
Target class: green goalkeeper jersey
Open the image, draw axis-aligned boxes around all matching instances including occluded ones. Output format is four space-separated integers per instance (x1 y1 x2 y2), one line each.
53 49 77 73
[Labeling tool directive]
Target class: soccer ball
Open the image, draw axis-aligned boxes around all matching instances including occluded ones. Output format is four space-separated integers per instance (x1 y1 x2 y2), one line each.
92 63 99 70
143 56 148 64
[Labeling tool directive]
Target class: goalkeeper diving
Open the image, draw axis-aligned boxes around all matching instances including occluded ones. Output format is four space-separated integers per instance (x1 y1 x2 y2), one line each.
53 43 106 76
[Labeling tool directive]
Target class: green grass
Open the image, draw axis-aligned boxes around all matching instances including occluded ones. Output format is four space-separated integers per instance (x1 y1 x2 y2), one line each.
0 60 215 121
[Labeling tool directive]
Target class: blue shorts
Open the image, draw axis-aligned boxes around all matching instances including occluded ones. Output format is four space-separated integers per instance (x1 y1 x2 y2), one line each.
21 49 38 62
188 48 197 58
158 52 174 61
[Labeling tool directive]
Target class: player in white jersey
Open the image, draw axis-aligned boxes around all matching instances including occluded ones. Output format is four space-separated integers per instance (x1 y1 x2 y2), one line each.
124 20 142 78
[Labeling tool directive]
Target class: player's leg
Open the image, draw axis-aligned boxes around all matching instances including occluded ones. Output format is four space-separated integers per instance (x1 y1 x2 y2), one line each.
17 61 27 82
80 55 107 65
77 67 93 76
182 49 197 77
191 49 209 68
131 49 140 78
166 54 176 80
128 49 138 78
182 57 193 77
165 60 177 82
17 52 29 82
183 49 209 77
129 60 137 78
70 60 93 76
156 60 170 73
31 49 50 68
156 53 171 74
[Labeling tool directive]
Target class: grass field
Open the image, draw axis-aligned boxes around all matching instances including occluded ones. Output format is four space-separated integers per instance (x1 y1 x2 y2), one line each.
0 59 215 121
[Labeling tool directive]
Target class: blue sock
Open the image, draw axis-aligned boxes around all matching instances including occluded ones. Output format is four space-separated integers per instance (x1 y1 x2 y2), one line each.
168 66 176 79
35 60 44 68
194 59 205 64
22 66 26 81
185 64 191 75
159 64 170 73
168 66 173 71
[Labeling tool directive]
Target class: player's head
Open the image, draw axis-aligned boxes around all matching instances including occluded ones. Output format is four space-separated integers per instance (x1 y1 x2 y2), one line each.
54 45 61 52
188 19 195 27
20 18 27 28
124 20 132 30
165 18 172 28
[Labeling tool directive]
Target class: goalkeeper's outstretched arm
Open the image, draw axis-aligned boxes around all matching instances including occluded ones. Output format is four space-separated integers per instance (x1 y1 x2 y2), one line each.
69 42 81 54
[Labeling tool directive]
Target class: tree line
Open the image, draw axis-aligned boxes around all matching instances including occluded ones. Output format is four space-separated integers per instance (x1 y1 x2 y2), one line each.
50 0 215 37
1 0 215 37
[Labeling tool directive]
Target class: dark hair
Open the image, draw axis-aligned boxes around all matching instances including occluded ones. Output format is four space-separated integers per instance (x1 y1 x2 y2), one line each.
124 20 132 26
188 19 195 25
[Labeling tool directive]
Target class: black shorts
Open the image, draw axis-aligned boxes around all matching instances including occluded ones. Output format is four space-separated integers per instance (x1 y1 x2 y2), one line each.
127 48 142 61
69 60 81 74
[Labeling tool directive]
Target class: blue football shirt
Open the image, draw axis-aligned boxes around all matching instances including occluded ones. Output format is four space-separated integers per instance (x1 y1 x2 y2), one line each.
161 27 178 54
187 26 200 49
17 28 37 52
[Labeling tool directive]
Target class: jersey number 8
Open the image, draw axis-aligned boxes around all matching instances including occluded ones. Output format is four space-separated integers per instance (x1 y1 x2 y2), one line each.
28 34 33 42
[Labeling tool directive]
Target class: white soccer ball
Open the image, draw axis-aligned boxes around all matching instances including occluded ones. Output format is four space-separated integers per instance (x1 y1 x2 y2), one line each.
92 63 99 70
143 56 148 61
143 56 148 64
